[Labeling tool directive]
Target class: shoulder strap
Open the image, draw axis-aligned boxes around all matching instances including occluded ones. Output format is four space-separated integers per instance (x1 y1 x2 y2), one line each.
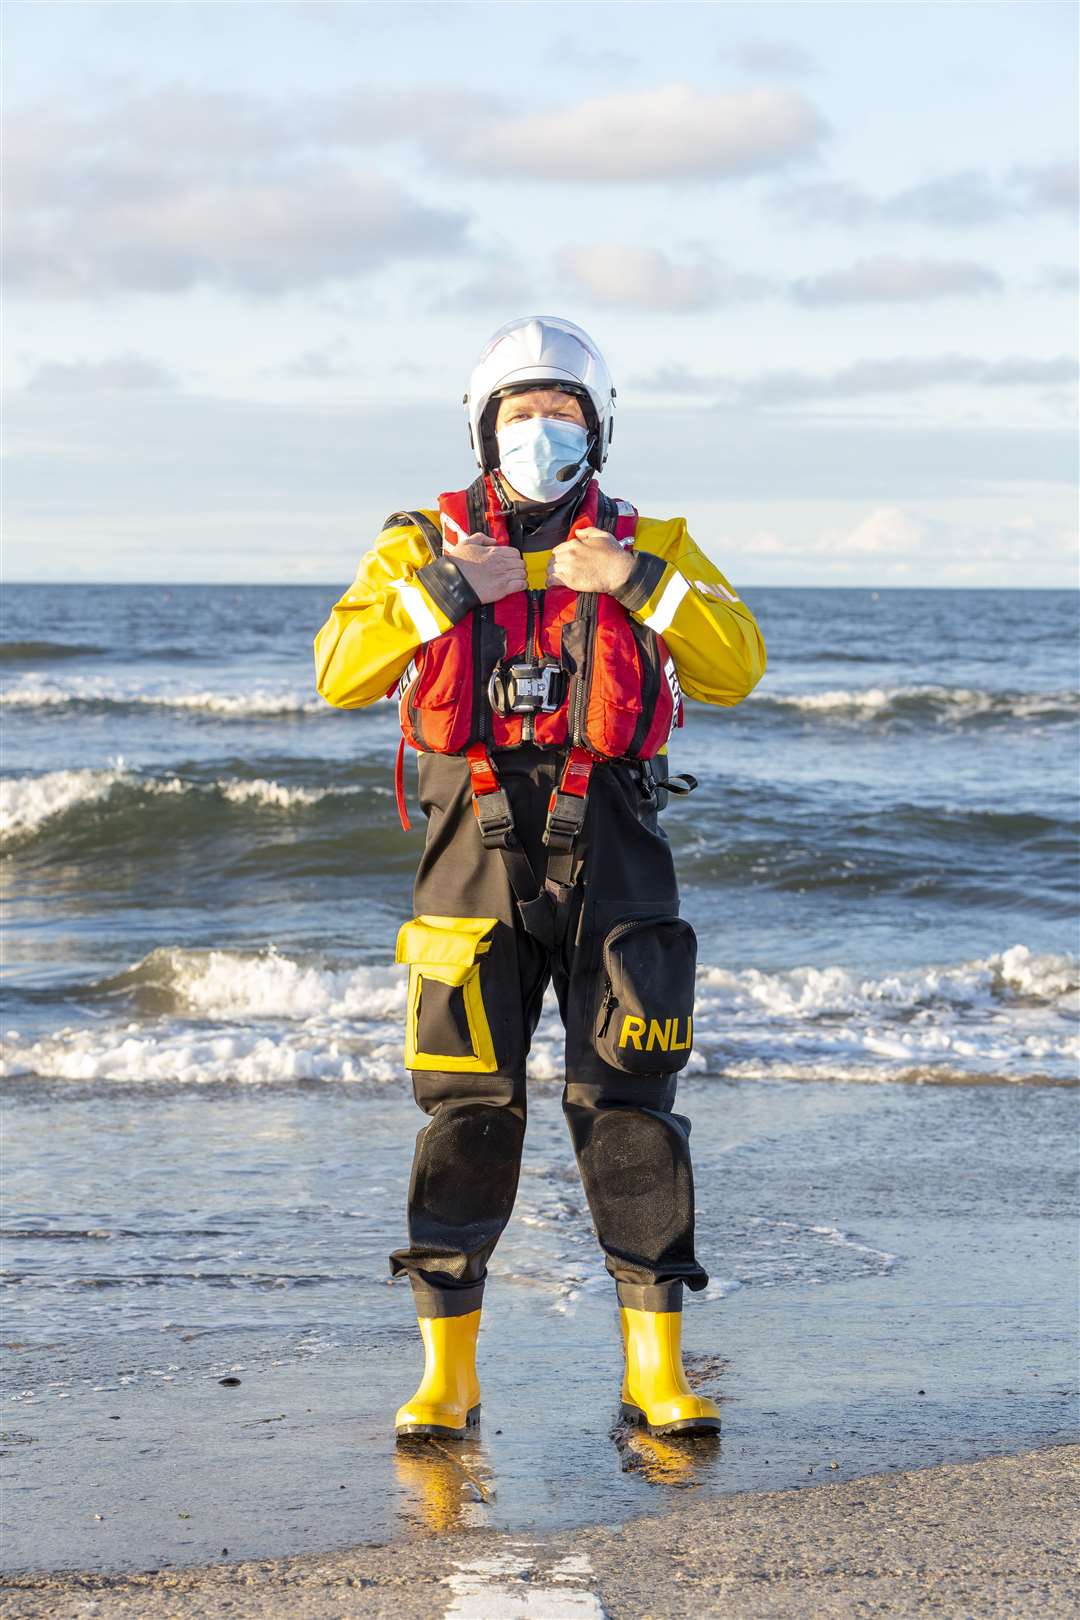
596 491 618 536
381 510 443 559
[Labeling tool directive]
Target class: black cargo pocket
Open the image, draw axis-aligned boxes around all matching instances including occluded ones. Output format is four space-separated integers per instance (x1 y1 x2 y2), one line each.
396 914 498 1072
594 915 697 1074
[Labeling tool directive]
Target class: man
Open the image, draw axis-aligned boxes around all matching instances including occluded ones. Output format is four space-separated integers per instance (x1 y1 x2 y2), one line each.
314 316 766 1441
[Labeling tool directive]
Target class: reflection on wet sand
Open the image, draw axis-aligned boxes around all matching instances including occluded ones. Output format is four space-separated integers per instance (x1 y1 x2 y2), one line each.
611 1421 722 1489
393 1436 496 1533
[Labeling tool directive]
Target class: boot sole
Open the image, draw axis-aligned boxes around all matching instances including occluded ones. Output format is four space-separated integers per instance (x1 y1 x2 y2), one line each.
620 1400 721 1437
395 1403 480 1441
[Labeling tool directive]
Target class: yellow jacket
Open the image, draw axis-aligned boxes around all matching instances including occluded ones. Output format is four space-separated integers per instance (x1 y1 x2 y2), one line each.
314 510 766 711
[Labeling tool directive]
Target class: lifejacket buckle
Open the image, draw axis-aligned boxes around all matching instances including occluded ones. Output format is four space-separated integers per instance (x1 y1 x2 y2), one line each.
487 660 568 717
543 790 588 850
543 746 596 850
472 787 516 849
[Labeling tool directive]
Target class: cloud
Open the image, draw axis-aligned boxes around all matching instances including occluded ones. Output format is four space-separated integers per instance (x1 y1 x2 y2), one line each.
21 353 179 392
5 88 470 299
4 392 1075 588
271 342 357 380
1012 159 1080 215
10 162 467 300
1038 263 1080 294
728 38 820 77
632 352 1077 405
555 246 772 312
631 364 723 395
436 84 828 182
733 501 1079 584
768 157 1079 228
791 255 1002 305
744 507 925 559
427 264 541 315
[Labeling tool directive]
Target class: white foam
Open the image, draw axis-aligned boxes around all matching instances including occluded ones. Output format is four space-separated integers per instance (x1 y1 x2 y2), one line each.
753 684 1079 723
1 674 325 717
132 945 406 1021
1 765 130 841
2 945 1074 1089
0 766 361 844
0 1023 405 1086
218 778 359 809
696 944 1077 1018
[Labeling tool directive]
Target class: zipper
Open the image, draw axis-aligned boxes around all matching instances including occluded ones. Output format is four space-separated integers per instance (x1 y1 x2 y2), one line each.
470 607 489 744
601 914 682 981
522 591 538 742
596 984 618 1041
569 592 599 746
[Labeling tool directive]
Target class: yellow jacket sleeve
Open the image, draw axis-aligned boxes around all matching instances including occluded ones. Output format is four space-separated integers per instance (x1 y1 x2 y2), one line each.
615 517 766 706
313 512 480 708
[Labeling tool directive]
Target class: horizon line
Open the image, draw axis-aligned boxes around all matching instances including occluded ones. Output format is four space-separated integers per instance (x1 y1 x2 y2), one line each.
3 579 1077 592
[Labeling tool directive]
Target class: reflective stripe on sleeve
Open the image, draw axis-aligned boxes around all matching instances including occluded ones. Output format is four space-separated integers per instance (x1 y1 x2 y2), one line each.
393 578 443 643
641 570 691 635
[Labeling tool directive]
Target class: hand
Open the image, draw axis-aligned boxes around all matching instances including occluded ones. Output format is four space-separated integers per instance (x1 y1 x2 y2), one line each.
446 531 526 604
545 528 635 595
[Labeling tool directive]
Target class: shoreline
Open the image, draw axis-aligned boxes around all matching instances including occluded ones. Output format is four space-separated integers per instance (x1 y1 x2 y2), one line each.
4 1441 1077 1619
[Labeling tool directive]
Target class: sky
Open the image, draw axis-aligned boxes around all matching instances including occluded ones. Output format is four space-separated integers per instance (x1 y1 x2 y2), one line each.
3 0 1078 587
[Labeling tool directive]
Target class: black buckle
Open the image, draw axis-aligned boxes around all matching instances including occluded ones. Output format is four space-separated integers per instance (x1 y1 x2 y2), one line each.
488 661 568 717
543 790 588 850
473 787 516 849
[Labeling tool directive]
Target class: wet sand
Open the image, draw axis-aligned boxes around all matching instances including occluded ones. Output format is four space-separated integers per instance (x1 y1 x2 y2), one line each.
3 1074 1077 1587
3 1442 1077 1618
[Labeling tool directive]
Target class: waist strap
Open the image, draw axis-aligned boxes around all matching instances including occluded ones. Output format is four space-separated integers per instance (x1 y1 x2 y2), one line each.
465 743 595 949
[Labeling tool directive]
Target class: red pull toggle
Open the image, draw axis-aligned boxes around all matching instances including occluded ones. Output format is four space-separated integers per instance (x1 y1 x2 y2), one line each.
465 743 500 796
394 735 411 832
560 746 595 798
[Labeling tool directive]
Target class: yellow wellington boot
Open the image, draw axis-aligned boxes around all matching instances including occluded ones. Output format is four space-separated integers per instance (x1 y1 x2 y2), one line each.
619 1306 721 1436
394 1309 482 1440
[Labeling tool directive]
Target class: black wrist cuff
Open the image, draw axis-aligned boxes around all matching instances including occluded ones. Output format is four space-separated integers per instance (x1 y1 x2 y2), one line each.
415 558 481 625
612 551 668 613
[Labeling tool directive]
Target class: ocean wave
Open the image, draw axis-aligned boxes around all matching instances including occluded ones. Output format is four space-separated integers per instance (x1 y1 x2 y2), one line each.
2 943 1075 1088
1 675 326 718
696 944 1078 1018
746 684 1079 726
96 945 406 1021
0 765 363 845
0 640 107 662
1 765 132 842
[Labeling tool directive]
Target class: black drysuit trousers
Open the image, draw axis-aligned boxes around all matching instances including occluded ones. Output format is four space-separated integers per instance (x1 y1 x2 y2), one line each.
388 744 710 1316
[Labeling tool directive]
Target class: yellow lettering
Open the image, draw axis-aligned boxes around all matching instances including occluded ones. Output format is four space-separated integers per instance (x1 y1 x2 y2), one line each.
619 1016 646 1050
646 1019 670 1052
672 1017 693 1051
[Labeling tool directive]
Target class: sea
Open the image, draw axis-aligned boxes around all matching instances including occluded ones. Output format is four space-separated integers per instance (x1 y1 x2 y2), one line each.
2 583 1078 1495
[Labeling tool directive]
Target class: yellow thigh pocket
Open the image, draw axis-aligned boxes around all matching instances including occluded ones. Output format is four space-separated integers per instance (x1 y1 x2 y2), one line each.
395 914 499 1073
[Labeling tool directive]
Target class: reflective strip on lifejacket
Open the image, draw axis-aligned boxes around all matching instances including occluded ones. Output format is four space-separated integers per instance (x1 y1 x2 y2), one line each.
440 510 470 545
640 569 691 635
392 577 444 643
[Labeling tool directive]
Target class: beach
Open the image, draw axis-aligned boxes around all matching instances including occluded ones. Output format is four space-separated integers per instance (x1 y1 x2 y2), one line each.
2 584 1078 1608
3 1444 1077 1617
3 1070 1077 1599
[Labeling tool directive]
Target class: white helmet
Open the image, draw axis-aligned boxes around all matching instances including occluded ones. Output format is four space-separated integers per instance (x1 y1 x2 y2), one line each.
464 315 616 476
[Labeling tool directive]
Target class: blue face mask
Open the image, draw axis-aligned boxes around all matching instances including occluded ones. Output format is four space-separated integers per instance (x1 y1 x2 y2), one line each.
495 416 591 504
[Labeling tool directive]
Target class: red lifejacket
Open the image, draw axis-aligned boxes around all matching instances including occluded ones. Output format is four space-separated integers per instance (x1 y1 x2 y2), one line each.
398 474 682 760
